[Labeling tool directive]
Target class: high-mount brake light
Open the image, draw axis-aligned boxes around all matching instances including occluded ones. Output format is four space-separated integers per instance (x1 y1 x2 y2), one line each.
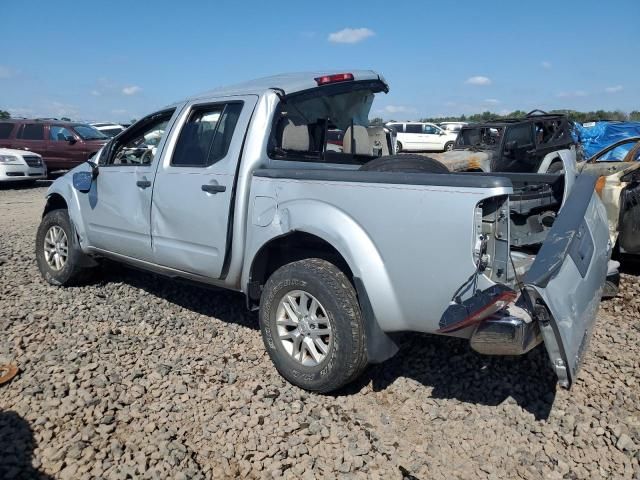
314 73 354 86
437 285 517 334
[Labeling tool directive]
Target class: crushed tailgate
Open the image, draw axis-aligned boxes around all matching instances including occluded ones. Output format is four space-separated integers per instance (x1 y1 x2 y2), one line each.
523 175 611 387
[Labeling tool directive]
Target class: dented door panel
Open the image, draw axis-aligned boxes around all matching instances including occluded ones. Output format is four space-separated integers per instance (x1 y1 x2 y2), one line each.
524 175 610 387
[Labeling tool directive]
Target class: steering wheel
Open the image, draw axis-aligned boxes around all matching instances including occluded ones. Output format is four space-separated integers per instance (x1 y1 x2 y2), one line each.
140 148 154 165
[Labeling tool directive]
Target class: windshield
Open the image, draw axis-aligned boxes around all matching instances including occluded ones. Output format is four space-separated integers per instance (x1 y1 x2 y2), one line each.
73 124 108 140
456 126 504 149
593 141 639 162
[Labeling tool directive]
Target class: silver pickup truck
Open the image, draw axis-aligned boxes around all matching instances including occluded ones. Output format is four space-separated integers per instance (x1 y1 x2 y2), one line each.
36 71 612 393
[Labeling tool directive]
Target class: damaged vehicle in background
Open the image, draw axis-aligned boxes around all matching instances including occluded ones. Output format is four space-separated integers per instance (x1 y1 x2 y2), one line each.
434 111 574 174
36 71 611 393
579 137 640 257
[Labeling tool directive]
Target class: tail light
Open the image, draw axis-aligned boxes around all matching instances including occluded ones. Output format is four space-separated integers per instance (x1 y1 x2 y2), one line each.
314 73 354 86
437 285 517 334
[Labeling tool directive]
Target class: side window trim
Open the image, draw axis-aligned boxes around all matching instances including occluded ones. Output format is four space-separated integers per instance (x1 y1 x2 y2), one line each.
100 108 177 167
169 101 244 169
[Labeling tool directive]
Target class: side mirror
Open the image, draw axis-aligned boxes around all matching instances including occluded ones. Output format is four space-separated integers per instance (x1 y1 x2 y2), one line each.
72 161 99 193
66 135 77 145
72 171 93 193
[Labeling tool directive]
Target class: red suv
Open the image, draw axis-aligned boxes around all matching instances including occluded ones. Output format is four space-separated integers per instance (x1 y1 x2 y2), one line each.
0 119 109 171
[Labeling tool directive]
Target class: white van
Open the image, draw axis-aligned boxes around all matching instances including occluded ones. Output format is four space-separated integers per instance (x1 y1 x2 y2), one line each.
386 122 458 152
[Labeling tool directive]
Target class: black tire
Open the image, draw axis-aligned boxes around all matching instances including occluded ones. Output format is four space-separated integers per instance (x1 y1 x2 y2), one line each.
547 161 564 173
444 141 454 152
396 141 403 153
259 258 367 393
36 209 91 286
359 154 450 173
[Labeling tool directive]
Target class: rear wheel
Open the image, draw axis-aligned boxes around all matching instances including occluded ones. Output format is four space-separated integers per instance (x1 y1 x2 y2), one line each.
36 209 91 286
360 154 450 173
444 141 454 151
259 258 367 392
396 141 403 153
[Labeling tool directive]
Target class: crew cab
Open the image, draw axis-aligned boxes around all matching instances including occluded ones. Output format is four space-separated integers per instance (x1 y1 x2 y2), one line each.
36 71 611 393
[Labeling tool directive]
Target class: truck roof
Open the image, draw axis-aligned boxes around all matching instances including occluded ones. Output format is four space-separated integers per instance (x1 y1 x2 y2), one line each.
174 70 387 104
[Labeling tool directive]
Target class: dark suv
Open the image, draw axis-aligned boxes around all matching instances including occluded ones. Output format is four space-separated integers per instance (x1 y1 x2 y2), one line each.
0 119 109 171
437 111 574 173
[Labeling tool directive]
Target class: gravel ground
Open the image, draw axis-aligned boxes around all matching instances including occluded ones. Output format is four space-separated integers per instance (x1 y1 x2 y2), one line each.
0 182 639 479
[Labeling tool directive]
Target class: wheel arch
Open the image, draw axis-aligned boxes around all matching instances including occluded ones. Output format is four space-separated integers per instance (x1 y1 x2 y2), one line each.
244 205 401 363
43 193 68 216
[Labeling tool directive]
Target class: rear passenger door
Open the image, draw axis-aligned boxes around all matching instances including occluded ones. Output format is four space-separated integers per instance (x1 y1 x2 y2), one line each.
151 96 257 279
404 124 423 150
0 122 15 148
14 123 48 158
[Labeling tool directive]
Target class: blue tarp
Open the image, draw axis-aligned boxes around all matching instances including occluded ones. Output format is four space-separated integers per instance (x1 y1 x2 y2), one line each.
574 121 640 160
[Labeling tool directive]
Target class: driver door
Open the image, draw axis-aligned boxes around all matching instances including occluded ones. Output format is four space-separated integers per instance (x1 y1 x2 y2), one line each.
78 108 180 262
422 124 442 150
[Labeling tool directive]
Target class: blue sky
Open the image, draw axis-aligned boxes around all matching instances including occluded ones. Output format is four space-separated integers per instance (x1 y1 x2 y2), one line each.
2 0 639 123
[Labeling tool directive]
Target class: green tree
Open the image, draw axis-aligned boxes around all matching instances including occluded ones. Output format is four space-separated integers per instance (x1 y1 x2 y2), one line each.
369 117 384 126
0 110 10 119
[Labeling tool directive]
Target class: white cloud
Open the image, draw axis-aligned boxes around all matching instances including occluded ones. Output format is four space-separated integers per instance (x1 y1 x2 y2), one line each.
328 27 374 44
484 98 500 104
465 76 492 86
7 107 35 117
0 65 17 79
541 61 552 70
380 105 417 114
122 85 142 95
605 85 623 93
556 90 587 98
90 89 101 96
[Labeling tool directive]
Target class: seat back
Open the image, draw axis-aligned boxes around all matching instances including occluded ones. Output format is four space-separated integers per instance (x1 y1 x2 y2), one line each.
281 119 310 151
343 125 372 155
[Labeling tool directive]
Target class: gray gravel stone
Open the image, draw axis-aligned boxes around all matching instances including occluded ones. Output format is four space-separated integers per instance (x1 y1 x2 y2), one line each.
1 184 639 479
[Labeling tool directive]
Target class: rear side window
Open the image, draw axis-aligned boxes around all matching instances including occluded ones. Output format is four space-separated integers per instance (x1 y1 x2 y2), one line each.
18 124 45 140
405 124 422 134
388 123 403 133
0 123 13 139
171 102 243 167
504 124 534 146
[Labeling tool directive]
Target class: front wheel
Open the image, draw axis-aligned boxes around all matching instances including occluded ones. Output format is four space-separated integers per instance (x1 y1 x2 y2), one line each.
444 141 454 151
259 258 367 392
36 209 91 286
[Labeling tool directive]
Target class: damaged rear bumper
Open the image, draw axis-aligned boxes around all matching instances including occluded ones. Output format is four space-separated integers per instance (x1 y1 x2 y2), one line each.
470 306 542 356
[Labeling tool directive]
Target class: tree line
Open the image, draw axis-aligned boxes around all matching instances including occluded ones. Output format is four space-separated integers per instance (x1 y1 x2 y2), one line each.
370 109 640 126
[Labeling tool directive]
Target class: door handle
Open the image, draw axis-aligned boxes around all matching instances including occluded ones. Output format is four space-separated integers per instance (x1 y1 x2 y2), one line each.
136 179 152 188
201 184 226 194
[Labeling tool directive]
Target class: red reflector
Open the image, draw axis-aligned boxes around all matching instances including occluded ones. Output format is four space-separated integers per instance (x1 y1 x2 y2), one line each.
436 288 517 334
314 73 354 86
